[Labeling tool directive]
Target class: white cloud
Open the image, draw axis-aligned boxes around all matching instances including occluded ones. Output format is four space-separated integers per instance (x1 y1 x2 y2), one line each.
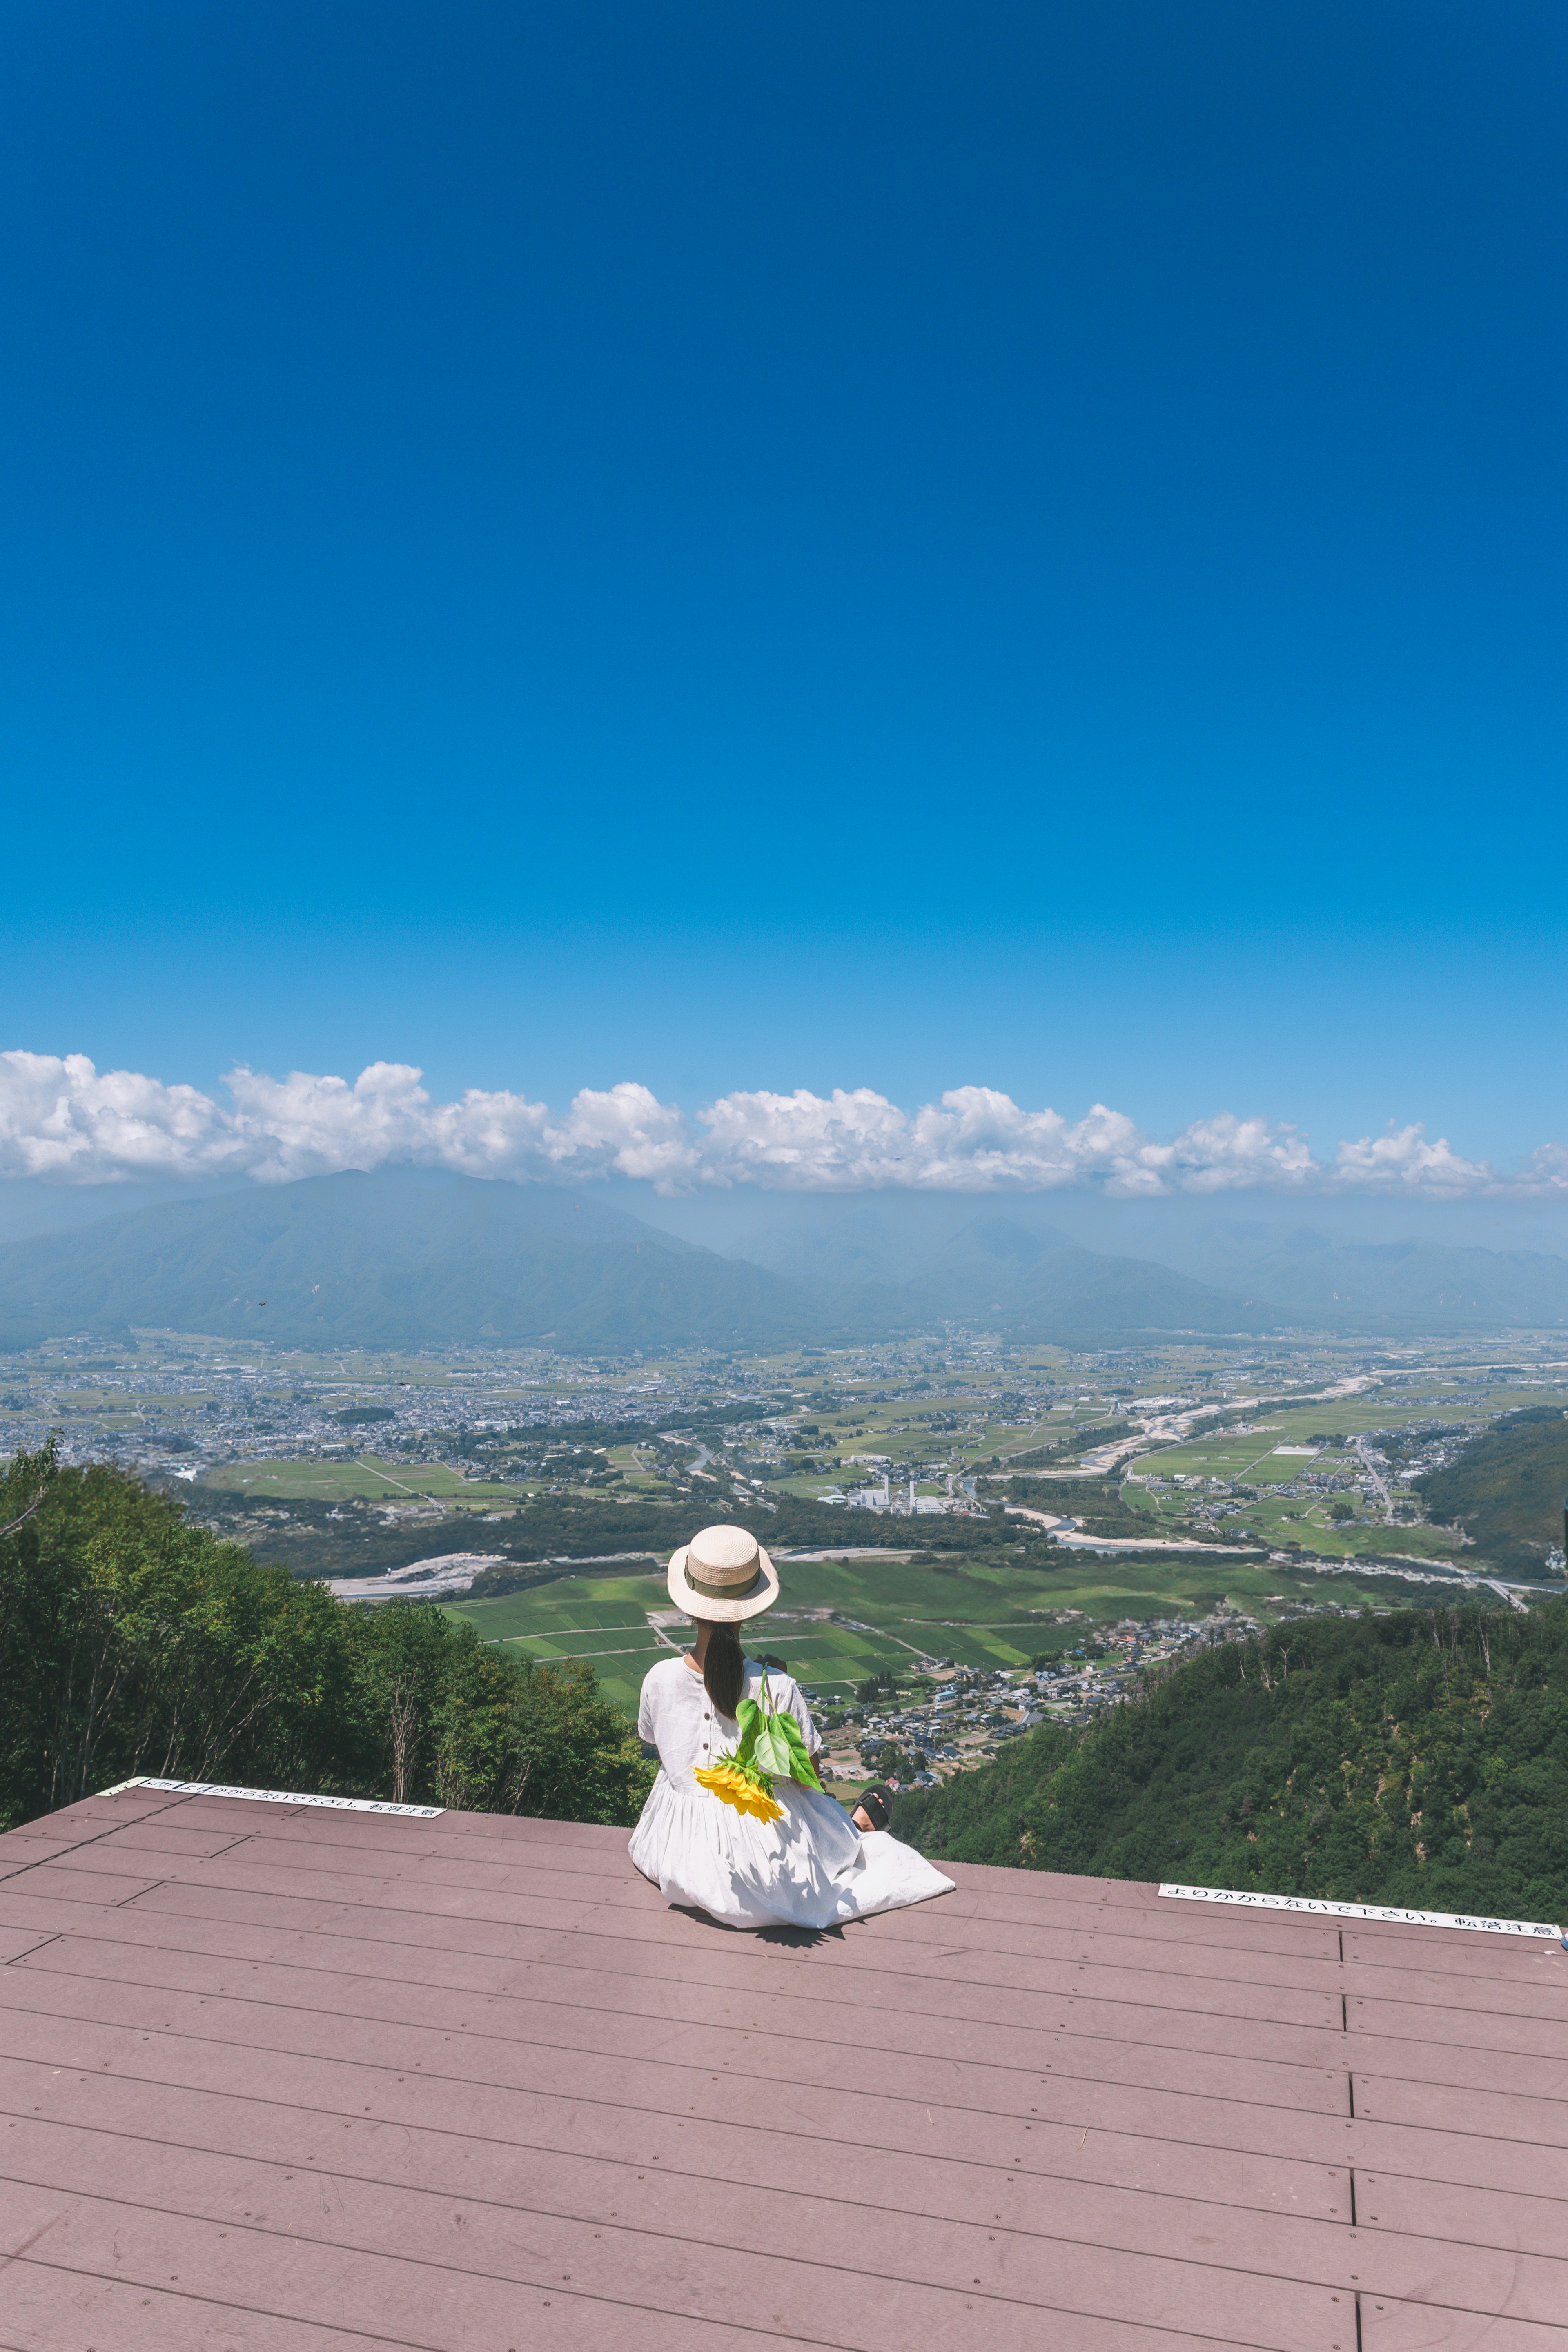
0 1054 695 1189
696 1088 1318 1195
0 1050 1562 1199
1329 1123 1497 1194
0 1051 242 1183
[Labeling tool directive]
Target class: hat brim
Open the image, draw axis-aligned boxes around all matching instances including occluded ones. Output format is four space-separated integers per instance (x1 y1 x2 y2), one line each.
666 1539 781 1623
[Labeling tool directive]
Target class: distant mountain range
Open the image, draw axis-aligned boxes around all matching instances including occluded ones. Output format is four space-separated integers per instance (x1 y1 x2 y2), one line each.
1173 1223 1568 1332
0 1172 1262 1350
829 1214 1270 1339
0 1172 1563 1351
719 1202 1568 1336
0 1171 814 1353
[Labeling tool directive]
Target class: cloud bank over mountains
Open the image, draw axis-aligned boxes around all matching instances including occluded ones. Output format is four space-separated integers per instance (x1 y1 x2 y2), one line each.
2 1050 1564 1199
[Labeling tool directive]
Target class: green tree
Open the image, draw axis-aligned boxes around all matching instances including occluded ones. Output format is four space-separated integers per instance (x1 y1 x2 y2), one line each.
504 1657 653 1824
352 1600 456 1803
0 1447 354 1820
895 1602 1568 1924
0 1449 653 1833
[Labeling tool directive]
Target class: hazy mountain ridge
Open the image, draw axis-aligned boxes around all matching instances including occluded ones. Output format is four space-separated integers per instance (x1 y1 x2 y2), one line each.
1171 1224 1568 1329
704 1196 1568 1334
1 1173 1565 1350
0 1170 815 1352
839 1214 1272 1336
0 1174 1265 1349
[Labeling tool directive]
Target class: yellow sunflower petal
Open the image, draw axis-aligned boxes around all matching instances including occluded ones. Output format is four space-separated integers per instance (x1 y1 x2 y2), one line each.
695 1764 784 1822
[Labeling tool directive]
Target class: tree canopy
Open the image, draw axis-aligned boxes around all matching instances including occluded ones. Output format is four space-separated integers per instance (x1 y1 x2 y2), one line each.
894 1601 1568 1924
0 1446 652 1831
1413 1407 1568 1575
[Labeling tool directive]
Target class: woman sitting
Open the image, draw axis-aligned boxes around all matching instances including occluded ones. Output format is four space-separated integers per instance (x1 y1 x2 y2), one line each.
629 1523 954 1930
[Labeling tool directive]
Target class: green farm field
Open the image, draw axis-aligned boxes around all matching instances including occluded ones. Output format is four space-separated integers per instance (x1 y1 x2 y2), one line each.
207 1456 531 1505
1123 1486 1469 1561
439 1573 675 1717
439 1548 1406 1722
1134 1385 1568 1477
1122 1407 1479 1560
773 1403 1094 1498
1130 1425 1321 1483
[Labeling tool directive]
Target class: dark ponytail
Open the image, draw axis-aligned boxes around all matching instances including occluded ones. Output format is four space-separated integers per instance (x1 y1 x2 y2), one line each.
701 1619 746 1719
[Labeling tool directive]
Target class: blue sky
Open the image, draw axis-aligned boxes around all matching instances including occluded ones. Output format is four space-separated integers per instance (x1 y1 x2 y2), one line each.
2 0 1564 1189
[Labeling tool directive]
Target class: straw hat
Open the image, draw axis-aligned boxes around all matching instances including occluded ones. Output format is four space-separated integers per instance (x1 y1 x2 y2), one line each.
667 1522 781 1623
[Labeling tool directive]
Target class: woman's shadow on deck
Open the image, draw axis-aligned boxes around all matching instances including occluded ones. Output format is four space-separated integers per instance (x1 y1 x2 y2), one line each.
672 1904 846 1948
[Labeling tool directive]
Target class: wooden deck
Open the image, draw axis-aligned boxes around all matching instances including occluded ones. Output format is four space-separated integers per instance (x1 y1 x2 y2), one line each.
0 1781 1565 2352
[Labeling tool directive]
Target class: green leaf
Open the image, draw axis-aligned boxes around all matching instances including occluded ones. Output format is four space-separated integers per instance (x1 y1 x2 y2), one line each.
771 1708 822 1788
732 1698 761 1766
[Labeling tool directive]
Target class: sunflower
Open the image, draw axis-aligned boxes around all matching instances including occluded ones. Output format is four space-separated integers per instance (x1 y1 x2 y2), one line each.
694 1761 785 1822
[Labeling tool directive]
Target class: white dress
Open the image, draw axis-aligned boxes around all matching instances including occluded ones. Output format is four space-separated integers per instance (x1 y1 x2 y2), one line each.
629 1653 955 1930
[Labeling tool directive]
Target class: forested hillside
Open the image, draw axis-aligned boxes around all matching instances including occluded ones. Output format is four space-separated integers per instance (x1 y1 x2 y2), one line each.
895 1604 1568 1925
0 1446 651 1832
1414 1406 1568 1575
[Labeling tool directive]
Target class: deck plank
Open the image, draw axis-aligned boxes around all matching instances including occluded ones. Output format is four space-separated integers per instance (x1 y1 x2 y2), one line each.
45 1841 1352 2020
2 1789 1563 2352
0 1893 1358 2094
1362 2302 1568 2352
1348 1995 1568 2063
1353 2073 1568 2149
0 2042 1348 2222
0 2260 432 2352
0 2117 1350 2351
